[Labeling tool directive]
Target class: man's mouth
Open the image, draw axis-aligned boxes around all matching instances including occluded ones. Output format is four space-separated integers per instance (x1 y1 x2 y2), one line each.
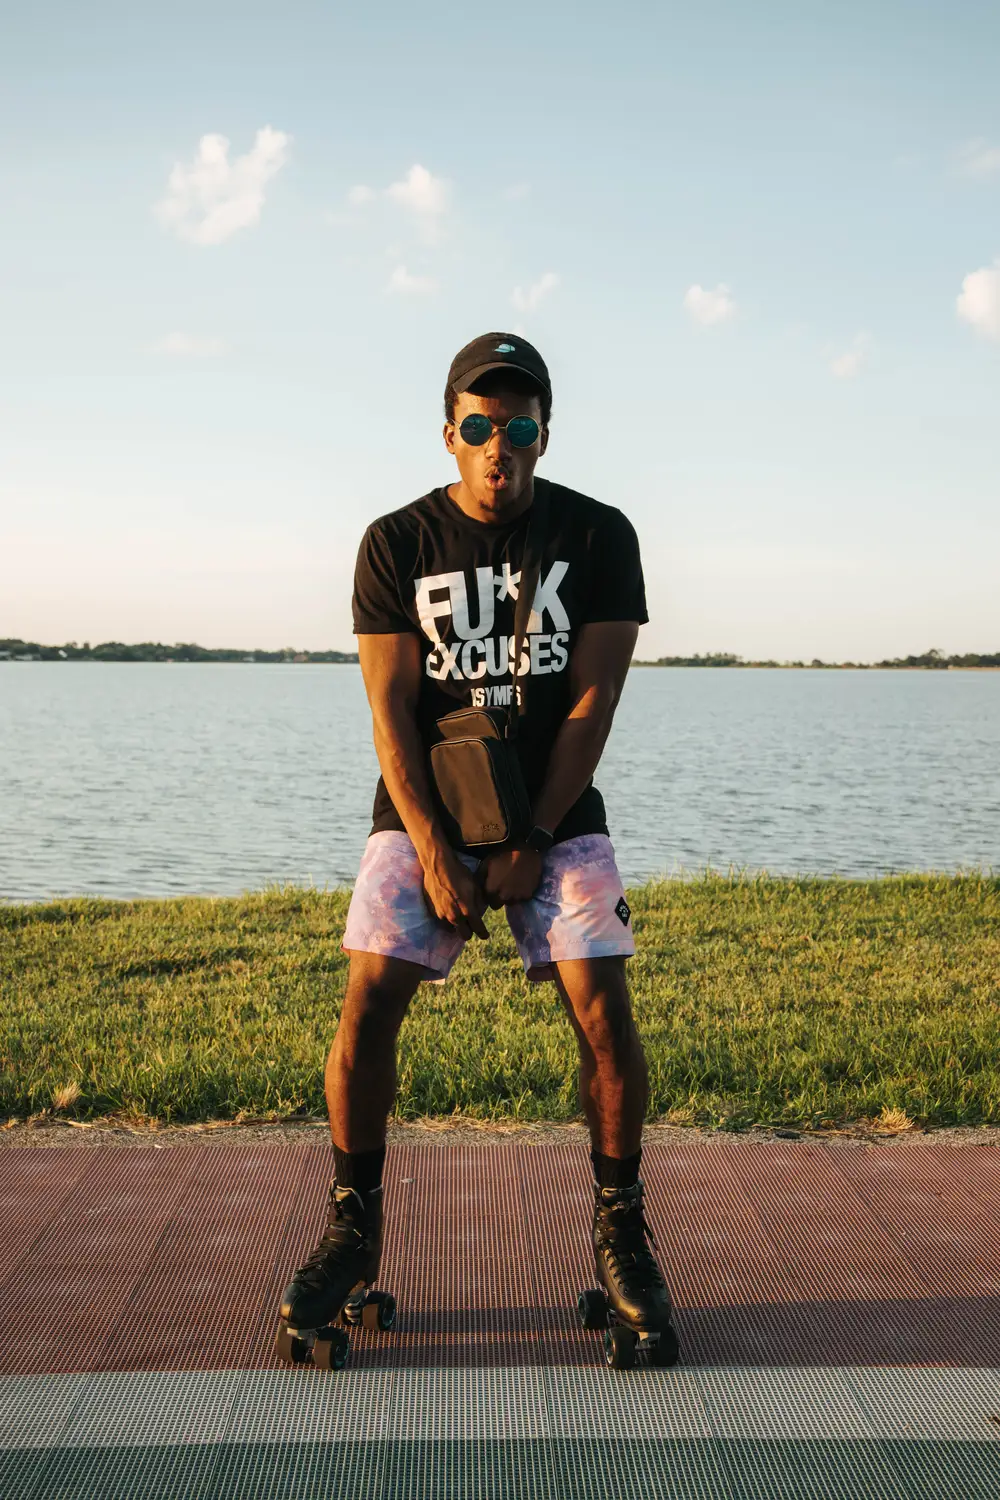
485 465 510 489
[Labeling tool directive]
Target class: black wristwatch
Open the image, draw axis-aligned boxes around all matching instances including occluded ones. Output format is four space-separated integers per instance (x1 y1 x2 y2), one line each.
525 824 554 854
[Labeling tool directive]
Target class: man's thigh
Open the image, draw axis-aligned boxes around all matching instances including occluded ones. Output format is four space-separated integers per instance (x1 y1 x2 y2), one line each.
337 951 428 1044
505 834 636 982
342 830 470 982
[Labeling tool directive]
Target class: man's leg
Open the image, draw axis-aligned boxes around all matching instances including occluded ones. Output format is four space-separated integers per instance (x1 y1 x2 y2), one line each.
325 951 423 1155
276 832 464 1355
504 836 678 1363
552 956 677 1365
554 960 680 1362
551 955 648 1160
328 828 467 1180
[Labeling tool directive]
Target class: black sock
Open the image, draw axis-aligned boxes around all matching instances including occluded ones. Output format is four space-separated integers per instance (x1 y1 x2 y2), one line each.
591 1148 642 1190
333 1144 385 1196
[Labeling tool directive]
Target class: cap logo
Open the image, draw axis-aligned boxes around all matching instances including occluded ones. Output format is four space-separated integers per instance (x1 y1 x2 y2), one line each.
494 342 515 353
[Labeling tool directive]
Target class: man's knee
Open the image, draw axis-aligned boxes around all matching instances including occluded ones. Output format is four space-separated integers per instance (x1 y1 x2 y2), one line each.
583 994 636 1060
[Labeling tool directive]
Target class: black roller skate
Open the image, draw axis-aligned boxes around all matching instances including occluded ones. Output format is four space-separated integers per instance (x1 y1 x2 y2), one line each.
577 1179 680 1370
274 1181 396 1370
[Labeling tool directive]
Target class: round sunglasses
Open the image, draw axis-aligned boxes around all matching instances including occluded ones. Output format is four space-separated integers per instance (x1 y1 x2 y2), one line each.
457 413 540 449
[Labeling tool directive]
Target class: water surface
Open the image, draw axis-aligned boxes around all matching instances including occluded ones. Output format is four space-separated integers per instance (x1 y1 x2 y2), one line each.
1 664 997 900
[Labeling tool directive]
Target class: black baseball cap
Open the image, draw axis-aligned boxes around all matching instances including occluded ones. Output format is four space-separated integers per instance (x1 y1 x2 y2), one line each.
446 331 551 398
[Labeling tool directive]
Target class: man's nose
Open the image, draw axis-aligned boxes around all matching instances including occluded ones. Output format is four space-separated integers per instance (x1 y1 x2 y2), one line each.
485 426 512 458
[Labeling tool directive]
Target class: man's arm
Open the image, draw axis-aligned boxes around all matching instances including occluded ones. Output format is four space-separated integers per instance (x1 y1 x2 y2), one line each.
481 620 639 906
358 633 488 939
531 620 639 833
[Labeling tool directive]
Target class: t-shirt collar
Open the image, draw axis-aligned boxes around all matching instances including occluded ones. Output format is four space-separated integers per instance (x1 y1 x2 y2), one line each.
433 480 541 534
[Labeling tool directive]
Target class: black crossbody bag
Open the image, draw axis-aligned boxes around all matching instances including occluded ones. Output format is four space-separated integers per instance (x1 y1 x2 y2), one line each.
428 486 547 850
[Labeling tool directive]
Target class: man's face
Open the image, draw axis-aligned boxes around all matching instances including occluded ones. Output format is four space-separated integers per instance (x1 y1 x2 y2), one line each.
444 386 548 514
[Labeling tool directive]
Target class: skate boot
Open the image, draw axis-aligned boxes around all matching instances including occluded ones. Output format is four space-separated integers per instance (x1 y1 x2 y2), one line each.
577 1180 680 1370
274 1181 396 1370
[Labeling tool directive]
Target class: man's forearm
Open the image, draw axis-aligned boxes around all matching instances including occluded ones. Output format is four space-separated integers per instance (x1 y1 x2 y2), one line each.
371 708 449 867
531 708 614 834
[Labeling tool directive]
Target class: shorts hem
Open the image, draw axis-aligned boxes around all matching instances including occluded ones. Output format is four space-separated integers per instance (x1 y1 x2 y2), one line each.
528 939 635 973
341 938 454 982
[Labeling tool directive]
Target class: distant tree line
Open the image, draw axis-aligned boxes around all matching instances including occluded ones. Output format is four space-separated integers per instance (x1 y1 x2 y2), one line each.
2 640 998 669
635 648 1000 669
0 639 359 663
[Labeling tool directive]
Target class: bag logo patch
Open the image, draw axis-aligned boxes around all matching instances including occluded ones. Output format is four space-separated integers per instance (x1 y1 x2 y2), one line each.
615 896 631 927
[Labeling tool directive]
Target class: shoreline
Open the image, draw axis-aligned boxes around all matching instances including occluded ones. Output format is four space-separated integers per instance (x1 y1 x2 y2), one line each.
5 659 1000 670
4 868 998 910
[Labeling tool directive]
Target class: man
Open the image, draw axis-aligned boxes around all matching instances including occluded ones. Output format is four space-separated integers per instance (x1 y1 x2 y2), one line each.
277 333 678 1370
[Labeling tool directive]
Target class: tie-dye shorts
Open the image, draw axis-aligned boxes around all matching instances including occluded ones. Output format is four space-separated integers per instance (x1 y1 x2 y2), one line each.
342 830 635 983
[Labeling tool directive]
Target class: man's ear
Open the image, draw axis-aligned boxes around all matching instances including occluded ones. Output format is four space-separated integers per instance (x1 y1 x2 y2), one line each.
539 424 549 457
443 421 457 453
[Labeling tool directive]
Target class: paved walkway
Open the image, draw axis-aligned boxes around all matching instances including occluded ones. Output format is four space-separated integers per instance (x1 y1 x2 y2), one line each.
1 1139 998 1497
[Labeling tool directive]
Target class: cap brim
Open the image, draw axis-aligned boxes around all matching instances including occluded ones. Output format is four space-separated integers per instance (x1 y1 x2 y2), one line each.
452 360 550 395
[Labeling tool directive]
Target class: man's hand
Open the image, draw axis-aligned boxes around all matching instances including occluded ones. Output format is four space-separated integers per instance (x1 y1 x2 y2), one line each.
421 845 489 939
481 847 544 909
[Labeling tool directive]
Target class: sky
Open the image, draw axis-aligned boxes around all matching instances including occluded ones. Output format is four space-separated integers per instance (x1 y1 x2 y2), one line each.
1 0 998 660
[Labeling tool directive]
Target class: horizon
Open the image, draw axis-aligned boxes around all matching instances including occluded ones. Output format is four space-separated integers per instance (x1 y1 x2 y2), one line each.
2 2 999 659
3 636 999 669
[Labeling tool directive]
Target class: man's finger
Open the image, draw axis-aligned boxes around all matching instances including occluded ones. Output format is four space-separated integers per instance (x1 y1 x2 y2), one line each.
465 906 490 940
421 883 440 921
431 895 458 930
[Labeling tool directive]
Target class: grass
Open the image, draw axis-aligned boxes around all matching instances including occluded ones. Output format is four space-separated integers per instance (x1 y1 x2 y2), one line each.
2 874 999 1130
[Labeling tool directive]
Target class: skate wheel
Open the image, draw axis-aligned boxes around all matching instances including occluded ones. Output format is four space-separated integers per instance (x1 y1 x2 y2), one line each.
313 1329 350 1370
604 1325 637 1370
649 1324 680 1368
577 1289 609 1331
362 1291 397 1332
274 1323 310 1365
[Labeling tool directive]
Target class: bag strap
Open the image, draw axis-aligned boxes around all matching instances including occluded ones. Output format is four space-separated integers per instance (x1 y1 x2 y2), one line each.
507 481 549 741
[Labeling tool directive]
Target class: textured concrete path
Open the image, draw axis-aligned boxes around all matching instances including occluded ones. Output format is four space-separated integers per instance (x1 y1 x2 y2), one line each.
1 1139 998 1497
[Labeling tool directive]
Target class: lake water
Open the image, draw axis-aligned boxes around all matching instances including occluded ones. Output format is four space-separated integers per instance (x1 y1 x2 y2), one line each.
1 664 997 901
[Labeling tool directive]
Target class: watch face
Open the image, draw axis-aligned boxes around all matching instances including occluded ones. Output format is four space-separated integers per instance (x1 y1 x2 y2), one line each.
528 826 553 852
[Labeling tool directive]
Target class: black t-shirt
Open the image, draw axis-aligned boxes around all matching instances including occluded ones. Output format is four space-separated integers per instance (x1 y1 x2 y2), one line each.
352 476 648 845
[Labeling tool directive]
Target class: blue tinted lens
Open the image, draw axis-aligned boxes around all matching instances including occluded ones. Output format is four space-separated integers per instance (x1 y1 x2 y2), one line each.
505 416 540 448
459 414 492 445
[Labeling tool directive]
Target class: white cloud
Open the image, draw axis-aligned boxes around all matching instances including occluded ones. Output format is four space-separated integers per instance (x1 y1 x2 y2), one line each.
958 139 1000 179
683 282 736 326
511 271 559 315
152 332 227 357
386 264 437 295
155 126 291 246
386 164 450 220
337 164 452 245
957 259 1000 340
829 331 871 379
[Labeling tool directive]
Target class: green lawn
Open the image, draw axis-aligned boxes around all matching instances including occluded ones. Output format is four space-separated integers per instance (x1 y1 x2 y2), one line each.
2 875 998 1129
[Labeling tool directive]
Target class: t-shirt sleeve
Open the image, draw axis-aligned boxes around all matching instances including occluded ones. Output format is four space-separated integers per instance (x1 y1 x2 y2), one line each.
582 507 649 625
352 522 417 635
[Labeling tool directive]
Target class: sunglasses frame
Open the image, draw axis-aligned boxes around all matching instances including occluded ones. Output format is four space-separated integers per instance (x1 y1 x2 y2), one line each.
455 413 541 449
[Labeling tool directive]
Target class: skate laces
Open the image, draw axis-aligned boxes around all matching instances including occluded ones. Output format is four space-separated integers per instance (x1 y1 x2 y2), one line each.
595 1186 665 1293
299 1187 369 1287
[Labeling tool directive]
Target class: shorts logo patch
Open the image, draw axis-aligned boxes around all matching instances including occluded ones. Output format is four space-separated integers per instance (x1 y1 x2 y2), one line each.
615 896 631 927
